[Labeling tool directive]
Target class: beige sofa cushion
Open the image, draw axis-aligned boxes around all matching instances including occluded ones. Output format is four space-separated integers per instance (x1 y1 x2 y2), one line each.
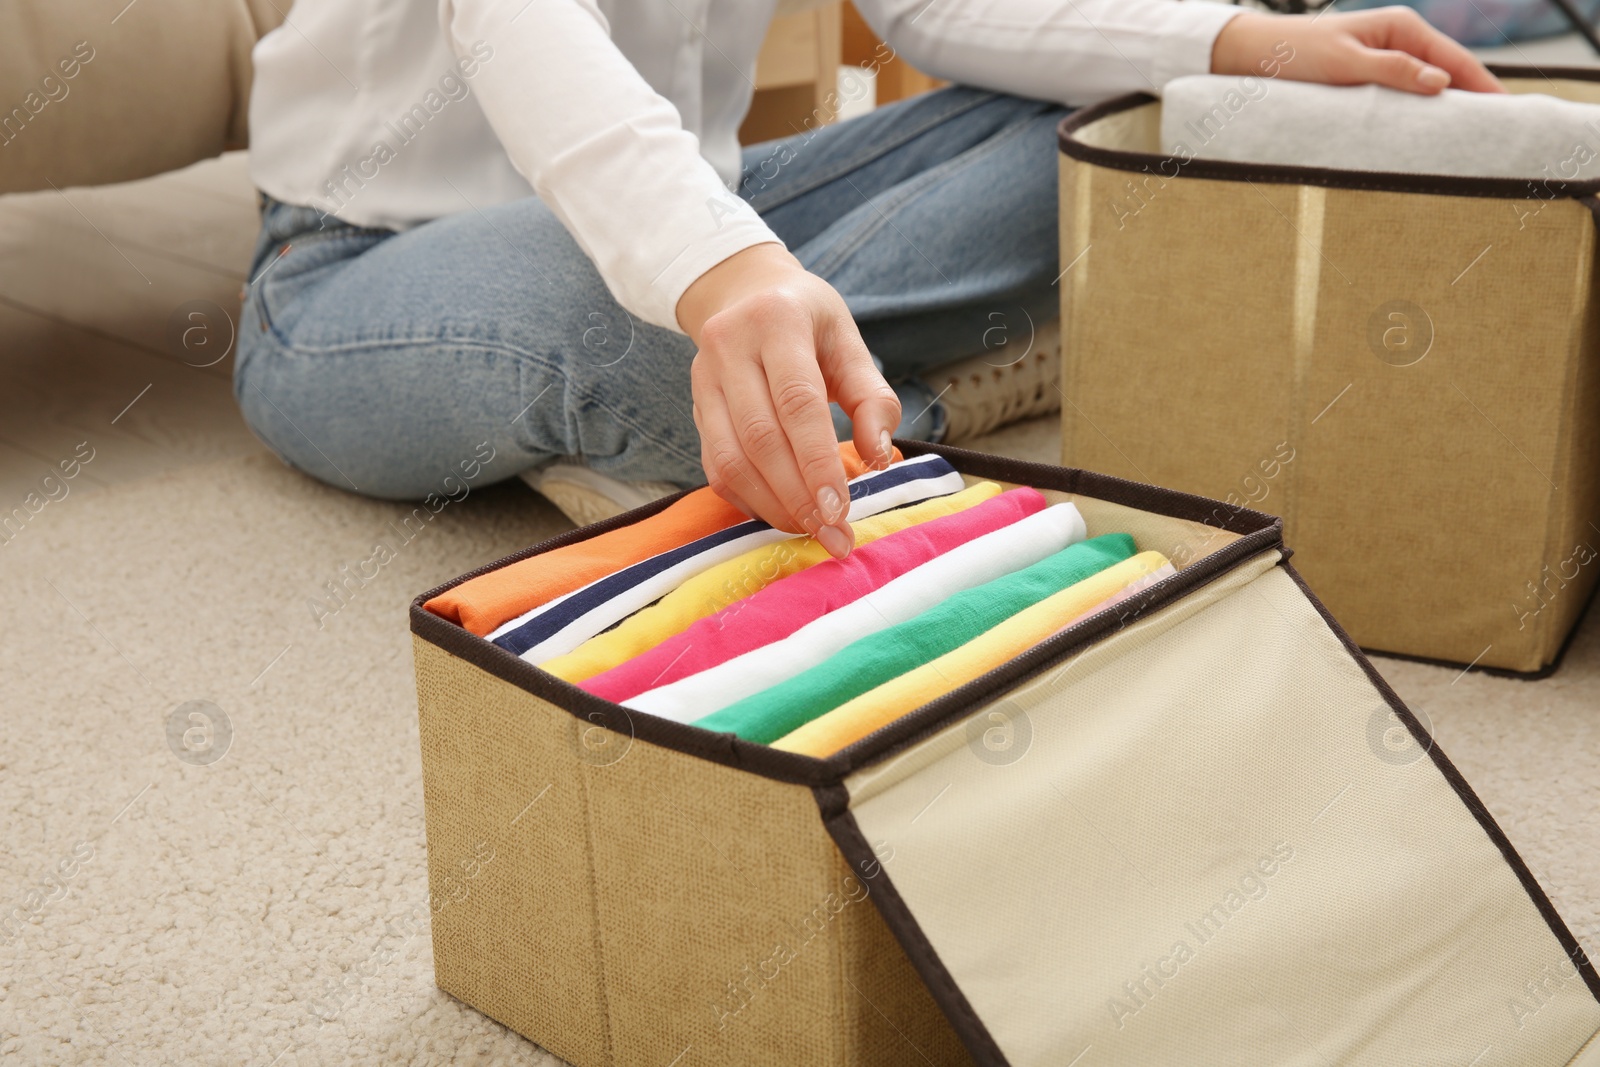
0 0 284 194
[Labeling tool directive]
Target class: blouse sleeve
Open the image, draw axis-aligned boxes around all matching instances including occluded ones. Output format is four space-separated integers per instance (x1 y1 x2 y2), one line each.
439 0 783 332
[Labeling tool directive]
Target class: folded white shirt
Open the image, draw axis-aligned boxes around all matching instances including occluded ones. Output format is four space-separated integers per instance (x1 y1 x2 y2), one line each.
1161 75 1600 181
624 502 1088 723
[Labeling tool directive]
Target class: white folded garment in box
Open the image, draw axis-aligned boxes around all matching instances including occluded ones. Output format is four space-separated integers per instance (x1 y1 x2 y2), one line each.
1160 75 1600 181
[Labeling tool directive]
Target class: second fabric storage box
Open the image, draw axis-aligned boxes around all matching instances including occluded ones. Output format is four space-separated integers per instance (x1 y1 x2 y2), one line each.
411 442 1600 1066
1055 65 1600 674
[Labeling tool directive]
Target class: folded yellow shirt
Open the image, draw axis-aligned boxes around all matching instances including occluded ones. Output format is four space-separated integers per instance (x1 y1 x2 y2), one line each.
540 481 1003 683
771 550 1171 757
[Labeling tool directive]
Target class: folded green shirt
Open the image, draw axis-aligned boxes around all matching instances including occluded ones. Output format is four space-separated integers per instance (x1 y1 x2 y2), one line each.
692 532 1137 743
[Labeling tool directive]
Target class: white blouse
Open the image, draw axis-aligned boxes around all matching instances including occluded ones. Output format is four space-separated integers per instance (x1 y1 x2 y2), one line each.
247 0 1239 331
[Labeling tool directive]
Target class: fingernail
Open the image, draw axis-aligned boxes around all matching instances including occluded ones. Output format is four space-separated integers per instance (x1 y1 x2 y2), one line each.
878 429 893 466
817 524 853 560
1417 66 1449 90
817 485 843 524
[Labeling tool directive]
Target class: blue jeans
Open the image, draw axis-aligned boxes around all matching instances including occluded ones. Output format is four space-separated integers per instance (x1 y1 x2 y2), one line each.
234 87 1067 500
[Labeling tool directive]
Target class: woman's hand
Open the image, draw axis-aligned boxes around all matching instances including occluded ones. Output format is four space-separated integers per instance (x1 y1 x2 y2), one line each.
1213 7 1505 95
678 243 902 558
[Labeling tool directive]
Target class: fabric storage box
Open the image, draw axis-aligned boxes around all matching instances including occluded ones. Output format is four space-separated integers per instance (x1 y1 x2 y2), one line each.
411 442 1600 1066
406 441 1600 1067
1055 65 1600 675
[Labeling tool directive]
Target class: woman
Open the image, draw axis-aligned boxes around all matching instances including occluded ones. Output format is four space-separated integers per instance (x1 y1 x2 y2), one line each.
238 0 1500 556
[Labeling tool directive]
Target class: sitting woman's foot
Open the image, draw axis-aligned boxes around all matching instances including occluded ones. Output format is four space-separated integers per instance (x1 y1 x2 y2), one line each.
521 464 680 526
920 318 1061 444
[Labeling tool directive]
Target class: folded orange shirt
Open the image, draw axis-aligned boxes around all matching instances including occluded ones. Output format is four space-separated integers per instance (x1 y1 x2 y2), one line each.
425 441 899 637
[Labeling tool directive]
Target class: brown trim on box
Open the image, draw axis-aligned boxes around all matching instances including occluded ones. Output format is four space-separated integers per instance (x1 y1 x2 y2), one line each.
1485 62 1600 83
1280 560 1600 1005
892 439 1282 537
1057 66 1600 202
411 439 1286 787
416 439 1279 609
815 785 1011 1067
1489 63 1600 78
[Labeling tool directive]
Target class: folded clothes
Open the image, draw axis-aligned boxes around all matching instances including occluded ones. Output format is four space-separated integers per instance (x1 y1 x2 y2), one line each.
623 503 1090 723
491 453 968 663
541 481 1003 684
555 480 1008 685
1161 75 1600 180
426 440 896 636
580 486 1047 701
772 550 1171 758
690 533 1138 744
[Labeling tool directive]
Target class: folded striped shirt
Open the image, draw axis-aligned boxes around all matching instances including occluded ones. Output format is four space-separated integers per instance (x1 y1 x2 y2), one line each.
581 486 1047 702
428 440 897 636
622 502 1088 723
492 453 968 663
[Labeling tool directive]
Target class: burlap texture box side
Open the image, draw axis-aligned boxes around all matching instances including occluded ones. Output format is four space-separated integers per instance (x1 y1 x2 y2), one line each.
414 637 972 1067
1056 76 1600 674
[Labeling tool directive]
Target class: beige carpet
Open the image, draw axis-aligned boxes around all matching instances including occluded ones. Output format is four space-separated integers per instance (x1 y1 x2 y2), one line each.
0 412 1597 1065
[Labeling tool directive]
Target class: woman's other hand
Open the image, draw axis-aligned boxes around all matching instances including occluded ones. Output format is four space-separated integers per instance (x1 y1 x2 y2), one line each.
1212 7 1506 95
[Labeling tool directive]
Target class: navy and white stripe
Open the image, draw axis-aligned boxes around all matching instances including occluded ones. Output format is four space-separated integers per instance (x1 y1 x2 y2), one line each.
491 454 967 663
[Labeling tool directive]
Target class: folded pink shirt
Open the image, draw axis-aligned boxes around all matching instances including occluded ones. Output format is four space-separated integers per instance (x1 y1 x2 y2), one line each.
580 487 1049 703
